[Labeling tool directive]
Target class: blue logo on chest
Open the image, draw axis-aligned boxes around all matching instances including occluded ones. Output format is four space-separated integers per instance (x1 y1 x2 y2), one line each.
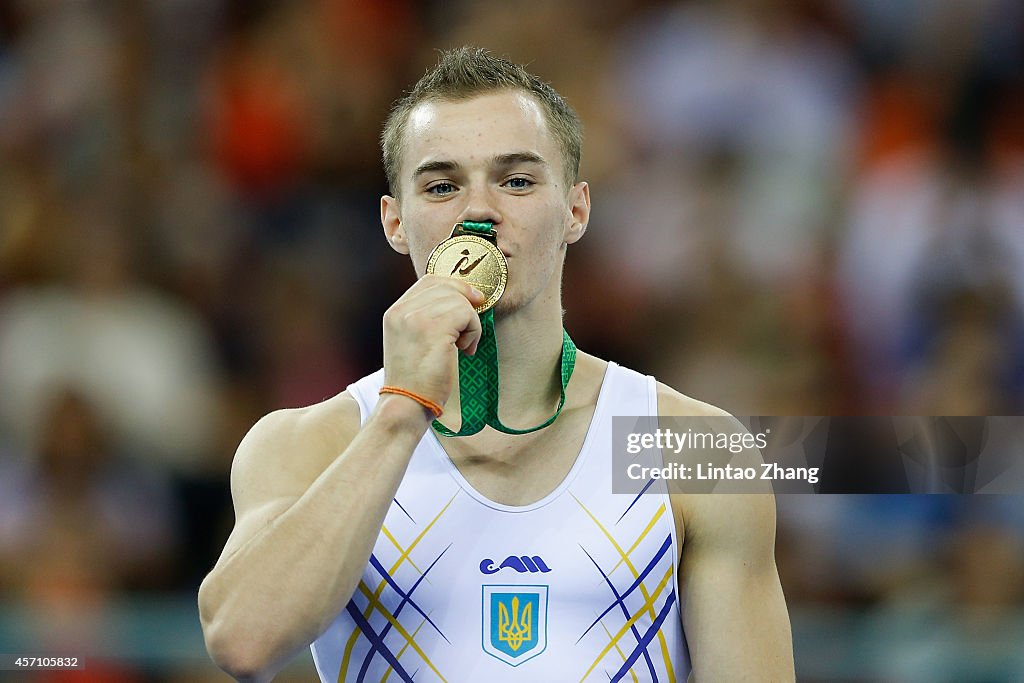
480 555 552 575
482 585 549 665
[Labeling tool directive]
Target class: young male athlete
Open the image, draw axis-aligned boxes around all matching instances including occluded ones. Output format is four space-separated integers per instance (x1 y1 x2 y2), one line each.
199 47 795 682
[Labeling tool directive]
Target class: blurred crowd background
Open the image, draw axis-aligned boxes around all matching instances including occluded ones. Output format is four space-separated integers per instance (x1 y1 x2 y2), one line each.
0 0 1022 681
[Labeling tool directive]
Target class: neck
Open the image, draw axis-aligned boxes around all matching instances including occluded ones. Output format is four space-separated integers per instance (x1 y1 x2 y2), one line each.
493 297 566 422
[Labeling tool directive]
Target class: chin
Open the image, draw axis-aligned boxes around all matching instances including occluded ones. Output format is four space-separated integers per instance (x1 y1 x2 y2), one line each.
492 282 533 315
492 296 525 317
492 287 549 318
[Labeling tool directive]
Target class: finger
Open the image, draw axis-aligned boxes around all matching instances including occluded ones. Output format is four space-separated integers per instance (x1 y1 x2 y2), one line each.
421 274 484 305
455 330 474 352
397 274 450 305
404 296 475 324
456 331 481 356
460 308 483 355
397 299 479 358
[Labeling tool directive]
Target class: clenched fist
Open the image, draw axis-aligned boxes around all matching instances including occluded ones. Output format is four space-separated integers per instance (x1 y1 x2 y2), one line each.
382 274 485 412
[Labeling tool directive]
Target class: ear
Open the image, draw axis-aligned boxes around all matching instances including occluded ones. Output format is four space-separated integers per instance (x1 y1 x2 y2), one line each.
381 194 409 254
563 181 590 245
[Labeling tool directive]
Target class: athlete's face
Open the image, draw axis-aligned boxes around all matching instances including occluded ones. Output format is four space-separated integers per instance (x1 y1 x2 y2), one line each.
381 90 590 316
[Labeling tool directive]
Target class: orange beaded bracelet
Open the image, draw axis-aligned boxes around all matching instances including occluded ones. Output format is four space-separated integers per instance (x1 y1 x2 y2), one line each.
379 385 443 418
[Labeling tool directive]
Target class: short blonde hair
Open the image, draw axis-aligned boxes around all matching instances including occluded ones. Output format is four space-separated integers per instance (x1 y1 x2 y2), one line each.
381 46 582 196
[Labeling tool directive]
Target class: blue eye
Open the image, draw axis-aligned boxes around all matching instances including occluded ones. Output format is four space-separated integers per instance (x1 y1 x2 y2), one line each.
427 182 456 196
505 177 533 190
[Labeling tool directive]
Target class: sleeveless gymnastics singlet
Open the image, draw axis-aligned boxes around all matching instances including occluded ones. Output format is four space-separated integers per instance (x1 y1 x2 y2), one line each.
311 362 691 682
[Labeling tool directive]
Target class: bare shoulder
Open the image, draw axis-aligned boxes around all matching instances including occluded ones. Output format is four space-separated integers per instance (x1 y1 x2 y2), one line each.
655 381 731 418
654 382 774 543
654 381 754 450
230 391 362 513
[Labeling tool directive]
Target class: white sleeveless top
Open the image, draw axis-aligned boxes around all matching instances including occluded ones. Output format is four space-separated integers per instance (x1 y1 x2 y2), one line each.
311 362 691 682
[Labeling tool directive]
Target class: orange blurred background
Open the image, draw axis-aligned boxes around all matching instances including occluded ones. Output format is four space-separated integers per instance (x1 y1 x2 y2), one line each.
0 1 1022 680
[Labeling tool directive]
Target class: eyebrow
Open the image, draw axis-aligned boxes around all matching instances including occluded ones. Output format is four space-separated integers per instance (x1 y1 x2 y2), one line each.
492 151 547 169
411 159 458 180
411 151 548 181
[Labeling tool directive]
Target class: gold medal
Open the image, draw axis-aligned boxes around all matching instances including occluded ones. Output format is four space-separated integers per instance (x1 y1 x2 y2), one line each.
426 224 508 313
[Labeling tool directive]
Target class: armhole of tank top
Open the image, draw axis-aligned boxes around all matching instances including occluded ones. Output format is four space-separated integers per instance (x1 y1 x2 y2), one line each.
650 373 686 622
309 371 378 679
310 642 328 683
347 370 383 427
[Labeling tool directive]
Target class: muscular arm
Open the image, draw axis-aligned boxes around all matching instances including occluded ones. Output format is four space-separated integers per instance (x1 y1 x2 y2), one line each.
677 493 794 681
199 276 484 682
198 393 431 682
657 385 795 682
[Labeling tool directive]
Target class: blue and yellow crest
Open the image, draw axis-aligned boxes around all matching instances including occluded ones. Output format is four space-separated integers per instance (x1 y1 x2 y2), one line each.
481 585 548 666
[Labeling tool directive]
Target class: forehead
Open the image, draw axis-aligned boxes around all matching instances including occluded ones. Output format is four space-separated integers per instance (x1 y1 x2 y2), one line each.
401 91 559 181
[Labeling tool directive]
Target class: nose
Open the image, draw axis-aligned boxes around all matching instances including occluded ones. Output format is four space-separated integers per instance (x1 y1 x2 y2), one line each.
456 184 502 227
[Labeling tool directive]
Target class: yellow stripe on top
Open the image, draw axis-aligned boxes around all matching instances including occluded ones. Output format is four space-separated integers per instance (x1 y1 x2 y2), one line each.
381 526 424 576
599 620 640 683
608 503 666 576
572 495 677 683
380 616 428 683
579 565 675 682
338 492 459 681
355 582 448 683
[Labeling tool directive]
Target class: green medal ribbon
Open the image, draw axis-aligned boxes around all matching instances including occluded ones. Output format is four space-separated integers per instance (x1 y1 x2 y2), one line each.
430 221 577 437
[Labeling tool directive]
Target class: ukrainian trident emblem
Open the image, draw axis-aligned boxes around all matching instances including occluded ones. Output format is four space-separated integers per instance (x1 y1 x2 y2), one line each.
481 585 548 666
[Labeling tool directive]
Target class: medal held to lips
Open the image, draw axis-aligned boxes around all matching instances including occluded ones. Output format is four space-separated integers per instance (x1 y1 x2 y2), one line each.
425 220 575 438
425 221 508 313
